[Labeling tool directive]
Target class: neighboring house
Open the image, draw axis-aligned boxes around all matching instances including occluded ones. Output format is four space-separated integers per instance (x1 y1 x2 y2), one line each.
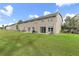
5 12 62 34
5 24 17 31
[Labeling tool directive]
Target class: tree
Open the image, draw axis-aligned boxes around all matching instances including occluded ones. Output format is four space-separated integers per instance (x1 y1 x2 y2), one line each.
64 16 79 33
16 23 19 31
2 24 5 29
17 20 23 24
16 20 23 31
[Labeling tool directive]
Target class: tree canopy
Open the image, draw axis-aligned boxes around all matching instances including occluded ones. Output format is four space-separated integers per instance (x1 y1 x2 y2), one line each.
63 15 79 33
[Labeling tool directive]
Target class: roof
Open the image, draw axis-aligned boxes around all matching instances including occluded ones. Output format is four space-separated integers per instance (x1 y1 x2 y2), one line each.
5 23 16 27
6 12 62 27
20 12 62 24
22 12 62 23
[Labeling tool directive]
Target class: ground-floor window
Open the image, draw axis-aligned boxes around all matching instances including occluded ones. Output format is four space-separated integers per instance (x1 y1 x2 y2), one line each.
40 27 46 33
28 27 31 32
32 27 36 33
32 27 35 31
48 27 53 33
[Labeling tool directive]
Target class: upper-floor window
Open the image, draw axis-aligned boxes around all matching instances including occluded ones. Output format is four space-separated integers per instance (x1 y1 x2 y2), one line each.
48 18 53 22
41 19 44 22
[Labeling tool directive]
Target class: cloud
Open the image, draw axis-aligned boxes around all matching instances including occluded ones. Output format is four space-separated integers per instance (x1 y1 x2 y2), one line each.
0 24 7 27
29 11 51 19
29 14 39 19
63 13 75 23
8 23 13 25
4 24 8 26
44 11 51 15
3 23 13 26
64 13 75 19
0 24 6 27
13 19 16 21
66 13 75 17
55 8 59 12
56 3 73 7
0 5 13 17
0 24 2 27
55 0 79 7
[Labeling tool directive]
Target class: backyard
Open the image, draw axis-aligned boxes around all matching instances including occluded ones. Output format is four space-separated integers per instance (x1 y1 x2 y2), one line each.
0 30 79 56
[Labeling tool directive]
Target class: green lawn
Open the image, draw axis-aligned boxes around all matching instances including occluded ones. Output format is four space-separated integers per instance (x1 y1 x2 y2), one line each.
0 30 79 56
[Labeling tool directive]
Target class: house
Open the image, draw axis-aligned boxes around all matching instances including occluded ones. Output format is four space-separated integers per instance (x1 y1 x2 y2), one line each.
5 12 62 34
5 24 17 31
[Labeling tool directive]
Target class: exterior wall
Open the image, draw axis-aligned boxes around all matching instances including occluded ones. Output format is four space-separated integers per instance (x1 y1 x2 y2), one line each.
6 24 17 31
6 13 62 34
18 15 61 34
53 14 62 34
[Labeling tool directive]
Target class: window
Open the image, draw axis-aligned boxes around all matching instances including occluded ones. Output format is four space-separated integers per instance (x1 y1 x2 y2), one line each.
48 27 53 33
32 27 35 30
48 28 50 32
28 27 30 32
48 18 52 22
32 27 36 33
41 19 44 22
40 27 46 33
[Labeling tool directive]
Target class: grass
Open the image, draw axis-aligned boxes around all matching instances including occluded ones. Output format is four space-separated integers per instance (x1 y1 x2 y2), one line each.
0 30 79 56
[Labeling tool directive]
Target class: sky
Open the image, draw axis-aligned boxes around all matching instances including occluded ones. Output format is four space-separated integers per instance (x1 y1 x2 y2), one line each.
0 3 79 26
